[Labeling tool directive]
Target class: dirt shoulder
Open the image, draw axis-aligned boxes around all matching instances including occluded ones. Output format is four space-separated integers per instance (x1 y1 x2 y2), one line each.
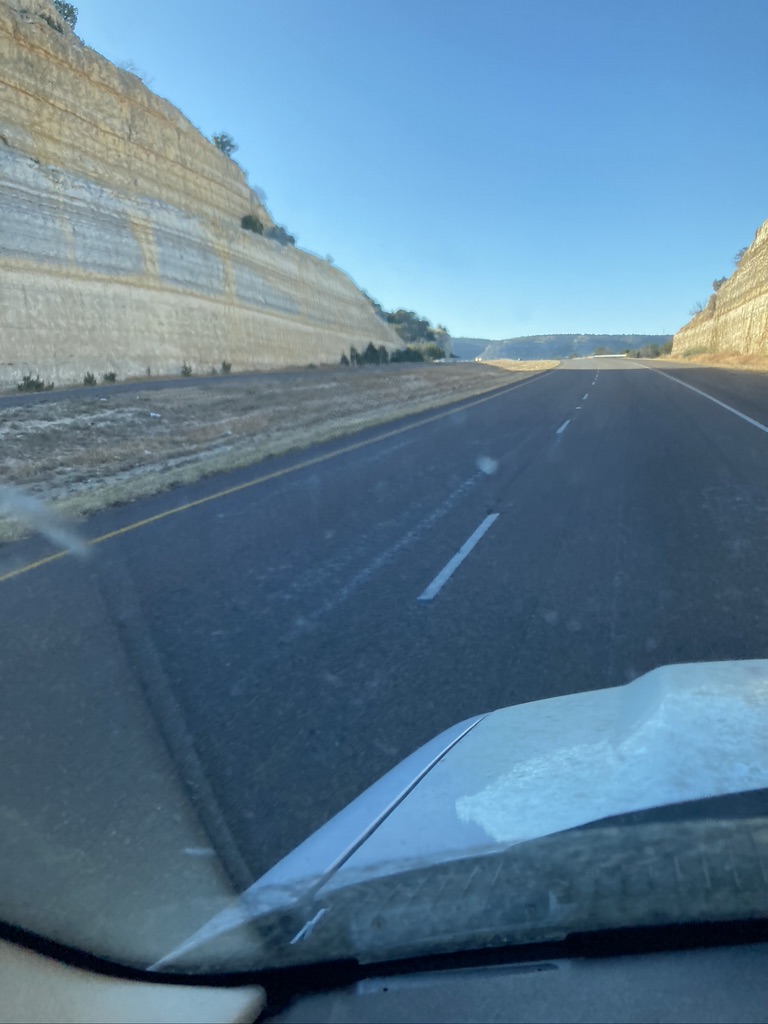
0 361 556 541
665 352 768 373
481 359 560 373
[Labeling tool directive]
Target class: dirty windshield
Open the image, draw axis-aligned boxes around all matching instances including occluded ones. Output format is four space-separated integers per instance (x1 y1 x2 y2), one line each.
1 0 768 976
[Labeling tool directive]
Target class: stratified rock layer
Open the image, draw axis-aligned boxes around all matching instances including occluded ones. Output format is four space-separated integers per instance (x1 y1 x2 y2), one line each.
0 0 398 385
673 220 768 357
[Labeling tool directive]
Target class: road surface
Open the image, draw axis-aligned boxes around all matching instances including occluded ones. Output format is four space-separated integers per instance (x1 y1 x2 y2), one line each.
3 356 768 901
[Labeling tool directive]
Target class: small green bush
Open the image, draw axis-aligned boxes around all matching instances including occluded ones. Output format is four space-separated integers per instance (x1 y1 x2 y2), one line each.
213 132 237 157
83 371 97 386
17 374 54 392
390 347 425 363
349 342 393 366
181 363 193 377
221 360 232 374
53 2 77 29
340 353 350 366
361 342 380 365
241 214 264 235
102 371 117 383
41 13 62 31
628 343 665 359
265 224 296 246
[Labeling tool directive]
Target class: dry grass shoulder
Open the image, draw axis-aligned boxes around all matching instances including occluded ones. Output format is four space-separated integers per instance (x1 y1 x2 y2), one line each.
664 352 768 373
0 361 554 541
482 359 560 373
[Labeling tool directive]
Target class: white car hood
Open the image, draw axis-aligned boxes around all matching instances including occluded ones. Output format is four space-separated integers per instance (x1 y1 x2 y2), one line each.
325 658 768 889
154 659 768 968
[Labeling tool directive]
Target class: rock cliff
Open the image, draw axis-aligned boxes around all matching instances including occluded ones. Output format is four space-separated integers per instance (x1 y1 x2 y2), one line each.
0 0 398 385
672 219 768 357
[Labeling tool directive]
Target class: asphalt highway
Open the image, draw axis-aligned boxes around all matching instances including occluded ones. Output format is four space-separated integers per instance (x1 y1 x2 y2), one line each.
3 357 768 899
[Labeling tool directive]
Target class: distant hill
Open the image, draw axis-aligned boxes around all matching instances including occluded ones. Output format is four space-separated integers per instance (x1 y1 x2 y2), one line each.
452 334 673 361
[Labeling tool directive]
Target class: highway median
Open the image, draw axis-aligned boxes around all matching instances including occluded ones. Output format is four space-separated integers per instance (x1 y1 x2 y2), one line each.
0 361 557 542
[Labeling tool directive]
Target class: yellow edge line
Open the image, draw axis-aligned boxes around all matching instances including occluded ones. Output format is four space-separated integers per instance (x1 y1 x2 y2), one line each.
0 370 553 584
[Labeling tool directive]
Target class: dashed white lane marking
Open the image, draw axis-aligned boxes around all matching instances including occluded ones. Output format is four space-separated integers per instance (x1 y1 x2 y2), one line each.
418 513 500 602
556 418 571 435
289 474 482 637
575 406 581 409
582 393 589 400
651 369 768 435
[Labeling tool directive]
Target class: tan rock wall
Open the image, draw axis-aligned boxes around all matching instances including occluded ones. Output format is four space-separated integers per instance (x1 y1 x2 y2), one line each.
672 219 768 357
0 0 399 385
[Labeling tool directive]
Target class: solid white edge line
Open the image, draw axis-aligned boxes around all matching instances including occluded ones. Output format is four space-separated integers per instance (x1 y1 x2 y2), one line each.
417 513 500 602
556 418 571 435
652 369 768 435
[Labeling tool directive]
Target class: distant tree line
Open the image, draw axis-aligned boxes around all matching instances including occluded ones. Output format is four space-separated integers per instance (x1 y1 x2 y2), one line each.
340 341 447 366
339 296 452 367
625 340 673 359
362 294 450 350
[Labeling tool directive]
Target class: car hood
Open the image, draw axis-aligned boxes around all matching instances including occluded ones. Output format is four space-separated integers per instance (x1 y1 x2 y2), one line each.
154 659 768 969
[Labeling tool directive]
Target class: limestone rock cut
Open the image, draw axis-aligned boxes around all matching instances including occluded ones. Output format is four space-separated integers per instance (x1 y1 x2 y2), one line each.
0 0 399 385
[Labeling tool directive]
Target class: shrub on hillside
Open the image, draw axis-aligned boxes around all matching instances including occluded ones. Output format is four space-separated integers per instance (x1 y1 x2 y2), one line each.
390 347 425 363
241 214 264 235
213 133 237 157
53 2 77 28
361 342 382 365
265 224 296 246
17 374 54 392
83 371 97 386
629 343 668 359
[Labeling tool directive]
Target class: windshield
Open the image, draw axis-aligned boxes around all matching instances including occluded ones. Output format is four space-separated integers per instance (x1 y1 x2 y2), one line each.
1 0 768 980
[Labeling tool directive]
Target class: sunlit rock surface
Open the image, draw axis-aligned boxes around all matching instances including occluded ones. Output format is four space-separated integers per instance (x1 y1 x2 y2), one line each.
673 220 768 357
0 0 398 386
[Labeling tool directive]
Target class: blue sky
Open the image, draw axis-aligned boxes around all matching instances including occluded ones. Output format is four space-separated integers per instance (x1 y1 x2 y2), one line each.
72 0 767 339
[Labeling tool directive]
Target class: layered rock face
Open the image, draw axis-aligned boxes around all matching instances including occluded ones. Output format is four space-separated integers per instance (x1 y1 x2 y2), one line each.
0 0 398 385
673 219 768 357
